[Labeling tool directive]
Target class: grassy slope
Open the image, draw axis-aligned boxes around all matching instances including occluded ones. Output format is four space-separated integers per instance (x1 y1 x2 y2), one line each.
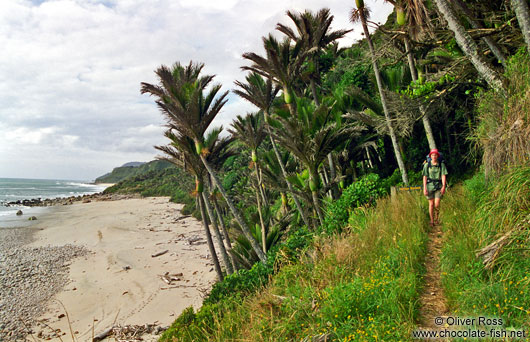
160 191 429 341
440 168 530 332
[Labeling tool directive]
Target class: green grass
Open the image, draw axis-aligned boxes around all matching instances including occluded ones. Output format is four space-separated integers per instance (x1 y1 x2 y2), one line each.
439 167 530 332
159 191 429 342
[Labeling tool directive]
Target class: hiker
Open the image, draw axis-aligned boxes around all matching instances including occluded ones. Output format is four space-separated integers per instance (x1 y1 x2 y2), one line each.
423 149 448 226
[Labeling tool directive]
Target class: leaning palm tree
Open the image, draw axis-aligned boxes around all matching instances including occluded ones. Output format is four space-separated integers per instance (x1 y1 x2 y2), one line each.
155 131 227 280
351 1 410 185
385 0 438 149
233 72 311 227
141 61 267 263
268 97 362 227
203 131 239 271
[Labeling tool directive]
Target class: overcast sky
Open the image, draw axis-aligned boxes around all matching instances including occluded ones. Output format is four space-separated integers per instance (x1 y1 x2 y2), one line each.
0 0 392 181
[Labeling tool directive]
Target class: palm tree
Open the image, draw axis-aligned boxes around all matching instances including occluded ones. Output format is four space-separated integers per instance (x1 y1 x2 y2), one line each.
268 98 362 227
277 8 352 198
276 8 352 105
432 0 506 94
202 130 239 271
242 34 306 116
228 112 269 252
233 72 311 227
351 0 410 185
141 61 267 263
385 0 438 149
155 131 226 280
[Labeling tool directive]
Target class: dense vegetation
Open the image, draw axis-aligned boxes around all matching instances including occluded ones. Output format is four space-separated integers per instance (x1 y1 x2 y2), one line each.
116 1 529 340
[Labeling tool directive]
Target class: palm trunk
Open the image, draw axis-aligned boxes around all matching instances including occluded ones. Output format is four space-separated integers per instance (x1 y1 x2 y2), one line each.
453 0 507 66
360 11 409 185
255 186 267 253
256 166 268 208
199 153 267 262
310 72 339 199
433 0 506 94
265 111 311 227
212 198 238 271
309 170 324 227
202 192 234 275
404 38 437 149
511 0 530 53
197 189 224 281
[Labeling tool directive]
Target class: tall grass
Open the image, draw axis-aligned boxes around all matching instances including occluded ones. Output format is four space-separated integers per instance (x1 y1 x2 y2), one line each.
440 167 530 330
473 49 530 178
160 191 429 341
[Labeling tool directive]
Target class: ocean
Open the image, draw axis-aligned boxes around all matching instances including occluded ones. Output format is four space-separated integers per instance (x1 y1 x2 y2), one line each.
0 178 109 228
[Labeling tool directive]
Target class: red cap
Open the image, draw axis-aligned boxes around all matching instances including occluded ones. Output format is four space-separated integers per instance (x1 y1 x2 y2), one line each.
429 149 440 157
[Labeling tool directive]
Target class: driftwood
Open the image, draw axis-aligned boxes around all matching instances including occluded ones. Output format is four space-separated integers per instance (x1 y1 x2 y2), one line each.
93 326 114 341
188 236 205 245
151 250 169 258
94 324 167 342
476 214 530 269
160 272 183 285
174 215 191 222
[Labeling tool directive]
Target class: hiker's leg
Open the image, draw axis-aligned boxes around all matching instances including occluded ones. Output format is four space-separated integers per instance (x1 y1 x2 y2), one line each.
428 199 435 225
434 197 441 224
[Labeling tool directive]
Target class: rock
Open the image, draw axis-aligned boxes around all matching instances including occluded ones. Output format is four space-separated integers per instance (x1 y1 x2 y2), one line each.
28 216 37 221
16 210 23 216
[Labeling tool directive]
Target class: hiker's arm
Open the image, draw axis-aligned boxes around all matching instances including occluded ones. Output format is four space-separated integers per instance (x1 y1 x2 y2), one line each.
423 175 428 195
441 174 447 194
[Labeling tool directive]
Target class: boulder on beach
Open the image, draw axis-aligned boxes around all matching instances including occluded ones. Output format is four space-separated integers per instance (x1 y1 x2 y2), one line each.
16 210 23 216
28 216 37 221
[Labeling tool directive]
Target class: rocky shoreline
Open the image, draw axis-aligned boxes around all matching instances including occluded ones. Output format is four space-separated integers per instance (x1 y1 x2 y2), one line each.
0 227 88 341
4 192 141 208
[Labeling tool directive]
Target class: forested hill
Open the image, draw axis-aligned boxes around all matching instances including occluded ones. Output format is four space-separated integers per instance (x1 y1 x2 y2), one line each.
95 160 173 183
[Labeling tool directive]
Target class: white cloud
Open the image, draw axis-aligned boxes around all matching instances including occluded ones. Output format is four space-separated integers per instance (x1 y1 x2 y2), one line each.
0 0 393 180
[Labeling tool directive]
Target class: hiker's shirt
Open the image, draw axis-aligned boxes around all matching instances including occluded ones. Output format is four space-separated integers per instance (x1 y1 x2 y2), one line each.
422 162 448 193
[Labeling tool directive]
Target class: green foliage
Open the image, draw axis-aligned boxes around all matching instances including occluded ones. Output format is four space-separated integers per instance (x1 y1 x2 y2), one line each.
322 173 386 234
204 226 313 306
401 73 456 98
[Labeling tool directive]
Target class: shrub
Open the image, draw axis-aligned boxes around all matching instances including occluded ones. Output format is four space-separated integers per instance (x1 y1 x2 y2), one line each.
322 173 386 234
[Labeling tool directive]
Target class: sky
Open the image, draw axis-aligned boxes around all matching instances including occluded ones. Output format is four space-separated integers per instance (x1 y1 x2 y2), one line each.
0 0 393 181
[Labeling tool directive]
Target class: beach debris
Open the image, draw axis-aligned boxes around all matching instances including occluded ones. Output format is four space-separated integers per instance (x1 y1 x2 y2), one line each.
93 323 168 341
160 272 183 285
16 210 23 216
174 215 191 222
188 236 205 245
123 265 131 271
151 250 168 258
28 216 37 221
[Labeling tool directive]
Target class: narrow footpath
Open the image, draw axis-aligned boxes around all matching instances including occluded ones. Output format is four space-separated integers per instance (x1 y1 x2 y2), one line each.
417 222 449 331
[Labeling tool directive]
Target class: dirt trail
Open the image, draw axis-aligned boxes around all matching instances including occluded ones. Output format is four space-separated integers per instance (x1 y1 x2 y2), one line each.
418 222 449 329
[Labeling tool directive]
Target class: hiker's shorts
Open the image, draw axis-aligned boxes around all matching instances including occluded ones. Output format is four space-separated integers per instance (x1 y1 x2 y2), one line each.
425 189 442 200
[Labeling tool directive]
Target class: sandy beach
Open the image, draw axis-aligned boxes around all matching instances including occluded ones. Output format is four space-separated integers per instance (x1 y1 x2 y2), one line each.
24 197 217 341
